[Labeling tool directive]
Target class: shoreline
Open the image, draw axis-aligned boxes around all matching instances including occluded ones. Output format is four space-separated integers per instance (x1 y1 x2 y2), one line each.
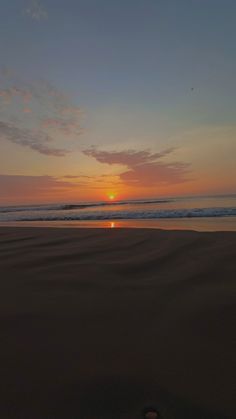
0 227 235 418
0 215 236 231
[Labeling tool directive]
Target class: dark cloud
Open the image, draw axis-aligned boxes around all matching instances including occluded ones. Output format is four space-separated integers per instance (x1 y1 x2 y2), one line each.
0 121 68 156
83 148 190 186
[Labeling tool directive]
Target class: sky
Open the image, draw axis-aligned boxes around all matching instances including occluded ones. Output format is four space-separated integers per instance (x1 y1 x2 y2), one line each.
0 0 236 204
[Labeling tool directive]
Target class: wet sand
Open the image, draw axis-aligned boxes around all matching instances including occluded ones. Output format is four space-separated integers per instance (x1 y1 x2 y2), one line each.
0 227 235 418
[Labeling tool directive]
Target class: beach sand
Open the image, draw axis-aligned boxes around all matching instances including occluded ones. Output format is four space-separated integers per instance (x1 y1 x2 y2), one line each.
0 227 235 419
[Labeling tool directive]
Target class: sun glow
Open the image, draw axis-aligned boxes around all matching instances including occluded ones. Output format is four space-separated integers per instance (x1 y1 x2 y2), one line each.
108 193 116 201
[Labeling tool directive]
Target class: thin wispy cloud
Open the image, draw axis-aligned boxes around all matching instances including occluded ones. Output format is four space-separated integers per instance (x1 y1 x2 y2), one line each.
0 72 83 155
0 174 78 203
23 0 48 21
41 117 82 136
0 175 72 194
0 174 113 204
84 148 175 167
84 148 190 186
0 78 82 121
0 121 68 156
62 173 122 189
0 86 32 104
0 67 15 78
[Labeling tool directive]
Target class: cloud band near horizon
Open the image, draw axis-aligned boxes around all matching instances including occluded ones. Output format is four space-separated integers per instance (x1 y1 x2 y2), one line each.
83 147 190 186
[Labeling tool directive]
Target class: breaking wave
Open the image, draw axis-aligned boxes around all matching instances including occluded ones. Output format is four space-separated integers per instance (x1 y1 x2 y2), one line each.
0 199 172 214
1 207 236 222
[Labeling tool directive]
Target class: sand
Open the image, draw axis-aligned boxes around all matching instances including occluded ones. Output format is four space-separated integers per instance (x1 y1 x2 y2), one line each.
0 227 235 419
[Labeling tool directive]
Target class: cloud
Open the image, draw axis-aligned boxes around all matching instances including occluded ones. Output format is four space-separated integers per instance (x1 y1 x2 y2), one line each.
0 175 70 194
0 173 121 204
36 82 84 134
84 148 175 166
23 0 48 21
120 160 189 185
41 117 82 136
0 73 83 154
0 174 77 204
0 86 32 104
0 67 15 78
83 148 190 186
0 79 82 118
0 121 68 156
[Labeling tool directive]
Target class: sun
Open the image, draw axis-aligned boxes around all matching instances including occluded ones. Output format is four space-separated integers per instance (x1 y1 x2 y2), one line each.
108 193 116 201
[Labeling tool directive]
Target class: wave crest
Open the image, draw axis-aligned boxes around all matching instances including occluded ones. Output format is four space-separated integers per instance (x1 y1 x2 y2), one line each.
1 207 236 221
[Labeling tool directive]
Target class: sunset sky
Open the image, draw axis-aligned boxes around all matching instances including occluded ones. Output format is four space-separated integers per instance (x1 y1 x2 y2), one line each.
0 0 236 204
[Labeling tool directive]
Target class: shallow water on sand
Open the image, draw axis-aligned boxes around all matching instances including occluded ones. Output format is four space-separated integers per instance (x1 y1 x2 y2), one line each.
1 216 236 231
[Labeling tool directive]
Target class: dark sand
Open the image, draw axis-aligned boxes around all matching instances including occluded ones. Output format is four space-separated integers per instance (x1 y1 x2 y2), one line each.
0 227 235 419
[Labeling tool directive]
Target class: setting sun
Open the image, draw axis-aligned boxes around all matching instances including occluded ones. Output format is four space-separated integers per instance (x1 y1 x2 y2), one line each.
108 194 116 201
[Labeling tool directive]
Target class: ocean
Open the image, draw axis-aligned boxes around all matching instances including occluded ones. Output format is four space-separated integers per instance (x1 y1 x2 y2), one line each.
0 194 236 231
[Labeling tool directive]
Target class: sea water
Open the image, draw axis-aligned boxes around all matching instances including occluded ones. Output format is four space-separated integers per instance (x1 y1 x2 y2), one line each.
0 194 236 231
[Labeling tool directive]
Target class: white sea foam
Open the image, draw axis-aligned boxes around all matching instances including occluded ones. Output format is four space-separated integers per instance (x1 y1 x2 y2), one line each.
0 207 236 222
